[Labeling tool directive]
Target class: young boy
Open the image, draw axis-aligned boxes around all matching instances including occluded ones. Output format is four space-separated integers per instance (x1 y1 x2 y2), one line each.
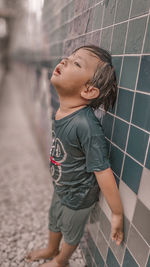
26 45 124 267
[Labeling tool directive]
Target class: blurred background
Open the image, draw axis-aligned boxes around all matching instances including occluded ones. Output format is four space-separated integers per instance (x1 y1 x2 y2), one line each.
0 1 150 267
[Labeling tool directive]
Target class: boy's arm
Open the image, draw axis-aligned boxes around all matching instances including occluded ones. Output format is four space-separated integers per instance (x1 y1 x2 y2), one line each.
94 167 124 246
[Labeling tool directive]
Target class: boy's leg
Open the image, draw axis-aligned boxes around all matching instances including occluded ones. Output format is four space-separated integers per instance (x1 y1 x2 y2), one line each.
26 230 62 262
39 240 78 267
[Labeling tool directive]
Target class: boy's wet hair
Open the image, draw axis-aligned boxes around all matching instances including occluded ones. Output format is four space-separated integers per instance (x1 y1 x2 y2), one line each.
72 44 118 112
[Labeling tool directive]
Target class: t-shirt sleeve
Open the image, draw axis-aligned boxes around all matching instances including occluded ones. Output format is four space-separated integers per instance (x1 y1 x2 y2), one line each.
77 118 111 172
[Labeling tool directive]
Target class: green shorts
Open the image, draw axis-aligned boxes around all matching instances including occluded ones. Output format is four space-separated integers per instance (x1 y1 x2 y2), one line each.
48 190 95 246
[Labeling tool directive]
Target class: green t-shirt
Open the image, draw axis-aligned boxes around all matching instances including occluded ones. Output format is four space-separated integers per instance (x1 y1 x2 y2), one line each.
49 106 111 210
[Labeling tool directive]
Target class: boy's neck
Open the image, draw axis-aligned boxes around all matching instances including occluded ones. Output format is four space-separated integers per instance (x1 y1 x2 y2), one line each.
58 97 88 114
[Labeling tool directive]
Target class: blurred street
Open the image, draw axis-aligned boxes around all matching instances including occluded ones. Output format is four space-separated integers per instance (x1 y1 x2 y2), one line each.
0 65 85 267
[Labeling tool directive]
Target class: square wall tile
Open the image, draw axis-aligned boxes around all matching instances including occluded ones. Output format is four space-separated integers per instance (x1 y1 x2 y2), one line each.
125 17 147 53
109 144 124 177
86 8 94 33
111 22 127 55
127 125 149 164
91 30 101 46
115 0 131 23
132 92 150 132
127 225 149 267
122 154 143 194
106 248 120 267
122 248 138 267
112 118 129 150
102 113 114 140
137 56 150 93
120 56 140 89
92 3 104 30
102 0 117 27
133 199 150 245
130 0 150 17
138 167 150 210
100 27 113 51
145 142 150 170
119 180 137 221
112 56 122 83
144 17 150 53
116 88 134 122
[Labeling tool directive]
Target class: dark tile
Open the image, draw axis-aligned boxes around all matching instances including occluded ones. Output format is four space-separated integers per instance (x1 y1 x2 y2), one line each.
122 248 138 267
92 3 104 30
102 0 117 27
132 92 150 132
127 125 149 164
125 17 147 53
106 248 120 267
86 8 94 33
112 56 122 83
120 56 140 89
145 143 150 170
114 175 120 187
74 0 89 15
111 22 127 55
133 199 150 245
146 255 150 267
91 30 101 46
94 243 105 267
98 208 111 241
116 88 134 122
115 0 131 23
130 0 150 17
73 11 89 36
144 17 150 53
102 112 114 140
100 27 113 51
82 246 95 267
122 154 143 194
86 231 104 267
137 56 150 93
127 225 149 266
123 216 130 243
112 118 129 150
109 144 124 177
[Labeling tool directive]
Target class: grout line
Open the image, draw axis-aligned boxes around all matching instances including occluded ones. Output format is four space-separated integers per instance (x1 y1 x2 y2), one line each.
109 0 118 51
118 0 134 181
111 53 150 56
143 135 150 167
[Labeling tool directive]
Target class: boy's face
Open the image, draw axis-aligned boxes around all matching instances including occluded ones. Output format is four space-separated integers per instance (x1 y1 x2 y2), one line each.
50 48 100 98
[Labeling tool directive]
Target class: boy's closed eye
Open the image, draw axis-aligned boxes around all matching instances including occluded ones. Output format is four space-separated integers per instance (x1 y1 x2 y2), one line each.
61 57 81 68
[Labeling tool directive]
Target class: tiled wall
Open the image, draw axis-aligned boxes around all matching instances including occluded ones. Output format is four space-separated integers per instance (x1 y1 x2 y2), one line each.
42 0 150 266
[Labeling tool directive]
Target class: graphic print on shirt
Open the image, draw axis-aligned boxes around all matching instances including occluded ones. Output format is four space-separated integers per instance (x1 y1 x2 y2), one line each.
49 130 67 186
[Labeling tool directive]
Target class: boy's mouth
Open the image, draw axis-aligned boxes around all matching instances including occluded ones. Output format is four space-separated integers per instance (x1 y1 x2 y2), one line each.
54 66 61 75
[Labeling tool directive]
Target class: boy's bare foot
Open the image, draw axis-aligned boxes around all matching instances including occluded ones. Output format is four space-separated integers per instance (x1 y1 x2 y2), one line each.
39 258 69 267
25 247 59 262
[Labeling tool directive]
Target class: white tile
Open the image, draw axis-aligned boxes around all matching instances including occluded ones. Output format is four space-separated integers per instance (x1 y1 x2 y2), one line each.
99 192 111 221
119 180 137 221
138 167 150 210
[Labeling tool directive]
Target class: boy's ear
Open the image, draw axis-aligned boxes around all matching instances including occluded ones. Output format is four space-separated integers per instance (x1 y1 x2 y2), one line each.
81 85 100 100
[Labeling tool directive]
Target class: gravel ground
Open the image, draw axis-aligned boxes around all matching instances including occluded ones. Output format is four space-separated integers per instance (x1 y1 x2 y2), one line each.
0 68 86 267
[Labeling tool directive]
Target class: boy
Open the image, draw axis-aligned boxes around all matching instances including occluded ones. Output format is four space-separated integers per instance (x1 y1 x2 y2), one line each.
26 45 124 267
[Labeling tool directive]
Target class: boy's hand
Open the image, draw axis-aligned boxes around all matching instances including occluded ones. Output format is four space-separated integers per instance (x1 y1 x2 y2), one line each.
111 213 124 246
